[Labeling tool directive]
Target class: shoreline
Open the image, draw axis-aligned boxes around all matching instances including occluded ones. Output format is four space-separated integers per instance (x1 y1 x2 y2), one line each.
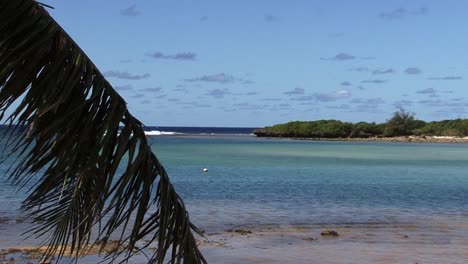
256 135 468 143
2 223 468 263
201 223 468 263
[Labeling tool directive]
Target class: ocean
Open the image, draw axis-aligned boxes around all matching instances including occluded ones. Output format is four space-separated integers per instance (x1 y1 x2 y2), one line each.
1 127 468 263
150 132 468 230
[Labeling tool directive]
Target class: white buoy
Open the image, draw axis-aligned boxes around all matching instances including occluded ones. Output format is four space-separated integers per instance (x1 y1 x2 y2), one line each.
203 168 208 172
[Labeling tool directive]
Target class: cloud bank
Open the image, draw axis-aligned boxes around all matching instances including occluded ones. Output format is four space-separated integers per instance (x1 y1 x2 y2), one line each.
185 73 235 84
104 70 150 80
380 7 428 20
147 52 197 61
321 53 356 61
120 4 141 16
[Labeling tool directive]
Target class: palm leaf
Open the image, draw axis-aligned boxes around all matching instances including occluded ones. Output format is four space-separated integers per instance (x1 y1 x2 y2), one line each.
0 1 206 263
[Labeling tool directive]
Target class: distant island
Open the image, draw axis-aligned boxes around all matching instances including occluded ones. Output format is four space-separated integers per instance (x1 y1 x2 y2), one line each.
253 108 468 143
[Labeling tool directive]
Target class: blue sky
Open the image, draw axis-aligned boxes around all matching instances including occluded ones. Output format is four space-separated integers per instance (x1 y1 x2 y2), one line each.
47 1 468 127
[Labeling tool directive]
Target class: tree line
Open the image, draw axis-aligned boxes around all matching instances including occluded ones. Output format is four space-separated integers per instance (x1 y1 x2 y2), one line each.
254 108 468 138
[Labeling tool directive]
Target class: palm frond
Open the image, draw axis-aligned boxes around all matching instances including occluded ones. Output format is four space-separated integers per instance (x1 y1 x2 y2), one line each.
0 1 206 263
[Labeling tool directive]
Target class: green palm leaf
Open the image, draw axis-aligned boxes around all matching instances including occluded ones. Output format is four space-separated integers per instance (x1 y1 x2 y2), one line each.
0 1 206 263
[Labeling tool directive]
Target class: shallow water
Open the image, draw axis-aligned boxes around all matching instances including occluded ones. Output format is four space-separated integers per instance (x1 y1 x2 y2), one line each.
200 223 468 264
1 135 468 263
147 136 468 231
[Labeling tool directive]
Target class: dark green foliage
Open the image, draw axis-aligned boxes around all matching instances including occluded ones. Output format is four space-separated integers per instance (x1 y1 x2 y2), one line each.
255 108 468 138
383 108 426 137
0 1 205 263
264 120 353 138
350 122 384 138
415 119 468 136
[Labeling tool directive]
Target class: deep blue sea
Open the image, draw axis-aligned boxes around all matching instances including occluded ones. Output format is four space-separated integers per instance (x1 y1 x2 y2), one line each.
1 127 468 249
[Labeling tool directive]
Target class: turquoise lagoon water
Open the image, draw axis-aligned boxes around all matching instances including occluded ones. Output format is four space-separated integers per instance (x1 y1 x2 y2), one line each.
150 135 468 231
1 134 468 243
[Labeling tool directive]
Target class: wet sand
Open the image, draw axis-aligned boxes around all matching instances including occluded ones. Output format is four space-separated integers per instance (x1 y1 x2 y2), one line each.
202 226 468 263
201 224 468 263
2 223 468 263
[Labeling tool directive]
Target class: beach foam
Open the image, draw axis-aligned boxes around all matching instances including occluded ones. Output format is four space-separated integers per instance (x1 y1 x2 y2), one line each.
144 130 180 136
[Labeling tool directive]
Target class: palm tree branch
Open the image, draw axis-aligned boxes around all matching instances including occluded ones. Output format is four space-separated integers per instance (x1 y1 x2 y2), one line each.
0 1 206 263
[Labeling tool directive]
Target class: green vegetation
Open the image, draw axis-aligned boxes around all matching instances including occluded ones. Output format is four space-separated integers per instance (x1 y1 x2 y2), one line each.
254 108 468 138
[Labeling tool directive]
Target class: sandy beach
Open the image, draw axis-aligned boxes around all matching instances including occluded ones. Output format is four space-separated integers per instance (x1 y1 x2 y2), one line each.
205 221 468 263
2 222 468 264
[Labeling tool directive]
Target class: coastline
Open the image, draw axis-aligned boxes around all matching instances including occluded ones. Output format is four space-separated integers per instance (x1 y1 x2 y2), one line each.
2 135 468 263
2 222 468 264
201 223 468 264
256 135 468 143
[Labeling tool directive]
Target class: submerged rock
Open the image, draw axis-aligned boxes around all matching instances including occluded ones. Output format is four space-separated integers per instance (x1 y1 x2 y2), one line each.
225 229 252 235
320 230 339 236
